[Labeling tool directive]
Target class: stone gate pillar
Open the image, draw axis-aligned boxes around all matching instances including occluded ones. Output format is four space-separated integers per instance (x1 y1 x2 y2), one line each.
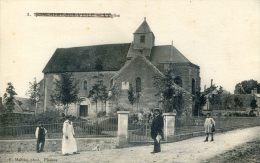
163 112 176 141
117 111 129 147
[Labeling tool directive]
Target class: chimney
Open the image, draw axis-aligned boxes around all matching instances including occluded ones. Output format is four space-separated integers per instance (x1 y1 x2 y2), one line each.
210 79 213 87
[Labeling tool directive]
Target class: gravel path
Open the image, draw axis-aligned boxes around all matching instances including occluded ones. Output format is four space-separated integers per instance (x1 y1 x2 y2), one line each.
1 126 260 163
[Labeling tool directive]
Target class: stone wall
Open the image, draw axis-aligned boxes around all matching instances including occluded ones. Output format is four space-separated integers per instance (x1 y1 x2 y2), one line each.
0 137 117 153
42 59 195 116
170 63 200 94
157 63 200 95
112 56 193 116
181 90 193 117
43 71 117 117
113 57 163 112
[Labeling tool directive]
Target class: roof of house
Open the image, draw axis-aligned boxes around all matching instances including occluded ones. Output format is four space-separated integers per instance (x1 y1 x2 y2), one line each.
14 97 35 114
150 45 191 64
43 43 131 73
112 55 164 80
0 97 35 115
43 43 195 73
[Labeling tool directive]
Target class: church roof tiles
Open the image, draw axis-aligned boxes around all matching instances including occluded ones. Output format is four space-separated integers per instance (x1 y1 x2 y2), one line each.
43 43 195 73
150 45 191 64
43 43 130 73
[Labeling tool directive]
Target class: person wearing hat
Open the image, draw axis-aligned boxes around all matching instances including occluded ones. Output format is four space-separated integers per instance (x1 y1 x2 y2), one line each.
150 109 164 153
35 122 47 153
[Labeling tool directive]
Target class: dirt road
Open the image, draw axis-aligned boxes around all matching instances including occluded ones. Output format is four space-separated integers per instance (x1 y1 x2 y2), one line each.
1 126 260 163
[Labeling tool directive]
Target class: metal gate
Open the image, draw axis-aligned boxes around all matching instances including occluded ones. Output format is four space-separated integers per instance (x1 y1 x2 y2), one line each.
128 117 153 143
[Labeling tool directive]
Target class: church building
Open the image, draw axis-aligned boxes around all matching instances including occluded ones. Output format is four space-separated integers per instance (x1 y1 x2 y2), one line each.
42 18 200 117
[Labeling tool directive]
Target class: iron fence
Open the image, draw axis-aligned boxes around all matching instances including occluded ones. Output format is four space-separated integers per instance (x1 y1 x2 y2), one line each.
175 116 260 136
0 117 118 140
128 118 154 143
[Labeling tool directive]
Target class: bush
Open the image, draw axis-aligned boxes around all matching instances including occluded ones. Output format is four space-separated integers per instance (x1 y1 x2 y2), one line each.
114 106 128 112
249 110 257 117
129 113 138 123
226 112 250 117
97 111 106 117
0 110 88 126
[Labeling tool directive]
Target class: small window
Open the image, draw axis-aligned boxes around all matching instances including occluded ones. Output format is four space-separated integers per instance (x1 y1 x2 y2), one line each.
83 80 88 90
192 79 196 95
136 77 141 92
140 35 145 43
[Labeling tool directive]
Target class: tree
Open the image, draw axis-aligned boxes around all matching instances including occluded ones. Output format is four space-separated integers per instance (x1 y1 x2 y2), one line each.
205 85 223 110
108 83 121 109
194 91 206 116
3 82 17 113
249 99 257 116
88 58 109 115
100 83 108 112
153 70 183 114
233 96 243 111
128 84 136 110
234 79 259 94
223 94 234 110
250 99 257 110
88 75 108 114
26 78 41 115
50 73 82 115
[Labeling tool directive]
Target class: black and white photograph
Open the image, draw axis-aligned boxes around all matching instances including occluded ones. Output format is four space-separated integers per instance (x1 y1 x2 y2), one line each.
0 0 259 162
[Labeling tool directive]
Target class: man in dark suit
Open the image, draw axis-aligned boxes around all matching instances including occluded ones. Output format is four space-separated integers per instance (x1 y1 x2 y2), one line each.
35 122 47 153
150 109 164 153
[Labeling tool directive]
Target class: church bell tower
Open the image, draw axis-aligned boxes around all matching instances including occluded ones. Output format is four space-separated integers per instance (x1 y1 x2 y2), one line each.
127 18 155 59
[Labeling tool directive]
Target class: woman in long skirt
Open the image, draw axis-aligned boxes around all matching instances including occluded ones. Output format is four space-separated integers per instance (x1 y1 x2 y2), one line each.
62 118 78 155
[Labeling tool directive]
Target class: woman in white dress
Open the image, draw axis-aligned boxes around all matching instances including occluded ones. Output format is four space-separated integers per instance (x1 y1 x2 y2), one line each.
69 121 77 153
62 118 78 155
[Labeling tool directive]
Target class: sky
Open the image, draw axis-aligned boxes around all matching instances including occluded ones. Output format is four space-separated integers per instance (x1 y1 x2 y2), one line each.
0 0 260 98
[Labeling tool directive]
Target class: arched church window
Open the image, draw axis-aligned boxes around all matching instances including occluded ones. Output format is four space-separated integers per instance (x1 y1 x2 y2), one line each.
83 80 88 90
174 76 183 87
192 78 196 95
136 77 141 92
140 35 145 43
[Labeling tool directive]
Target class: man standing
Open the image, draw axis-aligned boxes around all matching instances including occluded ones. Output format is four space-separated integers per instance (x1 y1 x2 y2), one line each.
150 109 164 153
35 123 47 153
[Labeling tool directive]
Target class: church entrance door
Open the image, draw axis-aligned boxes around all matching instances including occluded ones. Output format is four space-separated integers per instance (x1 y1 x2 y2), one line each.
79 105 88 117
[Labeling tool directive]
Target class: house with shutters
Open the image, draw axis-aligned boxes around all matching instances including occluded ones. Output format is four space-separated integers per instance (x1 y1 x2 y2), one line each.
41 18 200 117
